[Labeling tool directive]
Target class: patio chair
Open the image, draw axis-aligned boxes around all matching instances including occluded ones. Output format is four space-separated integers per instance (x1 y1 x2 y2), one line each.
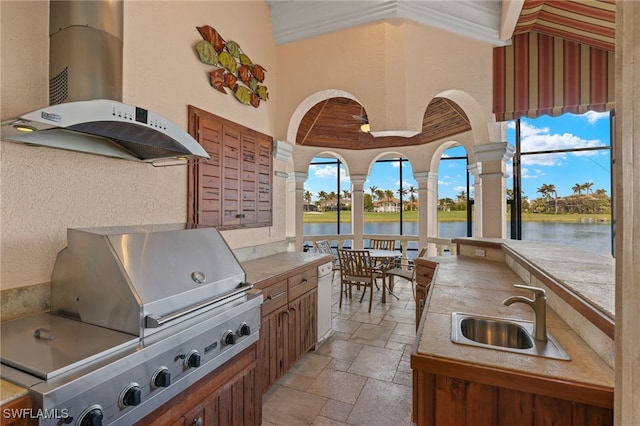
368 238 398 294
314 239 340 280
385 247 428 300
337 249 375 313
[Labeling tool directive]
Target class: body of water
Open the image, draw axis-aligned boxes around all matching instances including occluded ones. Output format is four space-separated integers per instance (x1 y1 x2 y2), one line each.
304 221 613 256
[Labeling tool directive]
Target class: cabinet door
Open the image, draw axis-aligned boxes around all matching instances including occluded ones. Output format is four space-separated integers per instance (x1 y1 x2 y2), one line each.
259 304 289 393
222 126 241 226
288 288 318 367
188 106 273 229
256 135 272 226
188 108 222 226
240 133 258 225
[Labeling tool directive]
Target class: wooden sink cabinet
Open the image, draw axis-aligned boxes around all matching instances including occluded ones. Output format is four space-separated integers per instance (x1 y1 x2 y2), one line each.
411 254 613 426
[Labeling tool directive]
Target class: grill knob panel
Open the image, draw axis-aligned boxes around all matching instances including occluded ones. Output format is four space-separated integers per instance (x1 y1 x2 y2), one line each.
238 322 251 337
152 366 171 388
223 330 237 346
119 383 142 408
185 350 201 368
78 404 103 426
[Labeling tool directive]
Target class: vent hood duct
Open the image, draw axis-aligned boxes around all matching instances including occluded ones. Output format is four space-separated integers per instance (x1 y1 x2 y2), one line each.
0 1 209 164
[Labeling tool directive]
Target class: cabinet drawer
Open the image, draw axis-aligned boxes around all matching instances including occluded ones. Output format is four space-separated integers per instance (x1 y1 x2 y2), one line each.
261 279 288 316
288 268 317 301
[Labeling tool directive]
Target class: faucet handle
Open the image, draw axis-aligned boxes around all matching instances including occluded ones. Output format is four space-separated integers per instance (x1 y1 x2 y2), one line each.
513 284 546 299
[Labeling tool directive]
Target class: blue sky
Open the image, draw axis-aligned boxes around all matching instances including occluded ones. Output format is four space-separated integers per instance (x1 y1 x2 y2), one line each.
305 111 612 202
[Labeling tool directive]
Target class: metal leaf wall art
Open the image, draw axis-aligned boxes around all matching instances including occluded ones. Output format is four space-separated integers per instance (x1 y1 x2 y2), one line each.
195 25 269 108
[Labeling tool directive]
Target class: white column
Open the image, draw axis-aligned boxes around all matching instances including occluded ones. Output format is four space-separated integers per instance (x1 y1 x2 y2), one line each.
350 175 366 249
472 142 515 238
289 171 307 251
615 1 640 423
413 172 437 253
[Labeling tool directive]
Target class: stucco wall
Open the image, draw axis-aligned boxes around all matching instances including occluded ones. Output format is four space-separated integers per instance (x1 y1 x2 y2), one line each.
0 1 278 290
274 18 496 176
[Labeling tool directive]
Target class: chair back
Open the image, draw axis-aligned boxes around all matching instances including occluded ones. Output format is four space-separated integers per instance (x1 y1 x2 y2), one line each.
369 238 395 251
315 240 333 254
338 249 375 280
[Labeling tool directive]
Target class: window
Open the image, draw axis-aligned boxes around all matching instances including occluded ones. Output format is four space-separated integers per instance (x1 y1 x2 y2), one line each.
507 112 613 256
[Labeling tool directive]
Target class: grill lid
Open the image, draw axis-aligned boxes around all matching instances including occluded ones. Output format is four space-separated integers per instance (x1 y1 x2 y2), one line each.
51 224 247 337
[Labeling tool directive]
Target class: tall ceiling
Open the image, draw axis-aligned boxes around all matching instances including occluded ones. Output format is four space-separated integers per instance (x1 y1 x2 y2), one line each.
267 1 616 149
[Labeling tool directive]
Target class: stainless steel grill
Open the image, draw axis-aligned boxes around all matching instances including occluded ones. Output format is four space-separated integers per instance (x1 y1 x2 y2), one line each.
1 224 262 426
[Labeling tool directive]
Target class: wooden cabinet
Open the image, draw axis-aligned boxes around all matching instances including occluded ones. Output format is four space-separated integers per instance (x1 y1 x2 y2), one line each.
188 106 272 229
136 346 260 426
412 364 613 426
413 258 438 328
0 394 31 426
255 264 318 394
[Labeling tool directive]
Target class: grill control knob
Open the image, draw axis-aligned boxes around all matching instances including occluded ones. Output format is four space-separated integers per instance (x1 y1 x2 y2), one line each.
223 330 237 346
185 350 201 369
119 382 142 408
78 404 103 426
238 322 251 337
152 366 171 388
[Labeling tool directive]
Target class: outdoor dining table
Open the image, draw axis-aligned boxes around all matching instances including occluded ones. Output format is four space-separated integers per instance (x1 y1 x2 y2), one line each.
366 249 401 303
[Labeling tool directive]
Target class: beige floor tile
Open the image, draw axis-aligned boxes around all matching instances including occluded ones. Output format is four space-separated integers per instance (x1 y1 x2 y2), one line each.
278 371 318 391
325 357 352 372
262 386 327 425
288 352 332 378
312 416 351 426
350 323 394 347
331 318 362 334
347 345 403 381
313 338 364 361
318 399 354 422
306 369 367 404
346 378 413 426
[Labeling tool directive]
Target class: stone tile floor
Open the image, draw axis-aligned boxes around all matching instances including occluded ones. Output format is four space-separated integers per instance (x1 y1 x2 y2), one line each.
262 275 416 425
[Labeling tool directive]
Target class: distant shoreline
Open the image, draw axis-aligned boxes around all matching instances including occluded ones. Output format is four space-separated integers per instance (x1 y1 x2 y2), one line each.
303 211 611 224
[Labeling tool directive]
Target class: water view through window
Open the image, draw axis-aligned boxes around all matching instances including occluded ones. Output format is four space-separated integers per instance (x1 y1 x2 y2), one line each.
303 111 613 257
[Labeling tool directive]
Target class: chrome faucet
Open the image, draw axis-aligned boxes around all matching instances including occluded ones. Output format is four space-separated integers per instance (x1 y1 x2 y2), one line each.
503 284 548 342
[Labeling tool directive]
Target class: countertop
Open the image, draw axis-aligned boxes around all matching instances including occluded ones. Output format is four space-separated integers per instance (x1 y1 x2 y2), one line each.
242 251 332 284
0 379 28 405
415 255 614 390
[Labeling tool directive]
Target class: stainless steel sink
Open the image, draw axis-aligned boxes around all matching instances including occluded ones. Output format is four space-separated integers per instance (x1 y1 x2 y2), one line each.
451 312 571 361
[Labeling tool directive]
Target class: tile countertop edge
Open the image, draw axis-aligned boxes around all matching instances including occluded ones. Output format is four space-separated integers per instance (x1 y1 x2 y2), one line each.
0 379 29 405
412 255 614 407
242 251 333 285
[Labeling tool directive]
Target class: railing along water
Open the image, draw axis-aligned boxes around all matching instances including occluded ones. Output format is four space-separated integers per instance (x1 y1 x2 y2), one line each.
303 234 456 258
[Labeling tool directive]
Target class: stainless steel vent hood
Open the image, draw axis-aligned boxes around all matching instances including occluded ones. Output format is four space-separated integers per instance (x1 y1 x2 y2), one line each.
0 1 209 163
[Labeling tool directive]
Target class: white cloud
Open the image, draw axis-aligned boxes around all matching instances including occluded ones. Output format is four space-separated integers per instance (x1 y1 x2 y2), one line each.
519 121 603 166
312 165 350 183
582 111 609 124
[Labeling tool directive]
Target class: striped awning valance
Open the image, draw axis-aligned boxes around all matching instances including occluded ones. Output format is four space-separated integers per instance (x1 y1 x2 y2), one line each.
493 31 615 122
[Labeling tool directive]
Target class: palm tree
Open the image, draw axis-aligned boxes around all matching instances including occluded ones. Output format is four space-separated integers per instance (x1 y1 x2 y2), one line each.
303 190 312 210
583 182 594 194
369 186 378 200
396 188 407 210
547 184 558 214
408 186 417 211
384 189 394 211
342 189 351 199
572 183 583 195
